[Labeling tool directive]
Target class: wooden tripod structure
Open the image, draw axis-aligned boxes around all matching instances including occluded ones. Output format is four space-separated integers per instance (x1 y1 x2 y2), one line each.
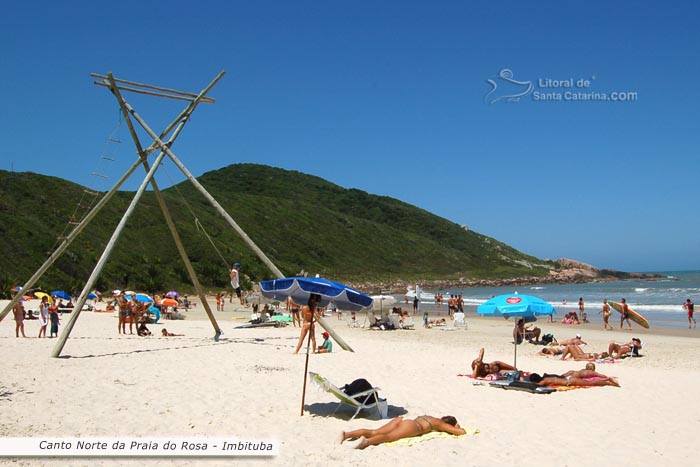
0 71 286 357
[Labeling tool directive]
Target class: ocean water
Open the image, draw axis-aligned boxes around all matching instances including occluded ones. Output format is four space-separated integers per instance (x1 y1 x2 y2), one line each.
413 271 700 330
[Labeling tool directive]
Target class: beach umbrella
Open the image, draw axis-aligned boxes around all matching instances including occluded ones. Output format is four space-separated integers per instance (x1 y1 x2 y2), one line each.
370 294 397 312
12 286 22 291
126 293 153 303
87 292 98 300
34 291 53 303
166 290 180 298
161 298 178 308
260 277 373 312
51 290 71 301
260 276 373 416
477 293 556 369
112 290 121 296
477 293 556 319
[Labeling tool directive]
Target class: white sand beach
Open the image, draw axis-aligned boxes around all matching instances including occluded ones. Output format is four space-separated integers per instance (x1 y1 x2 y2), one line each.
1 299 699 466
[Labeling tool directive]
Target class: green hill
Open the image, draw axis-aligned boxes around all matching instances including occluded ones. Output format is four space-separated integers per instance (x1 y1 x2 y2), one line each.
0 164 553 296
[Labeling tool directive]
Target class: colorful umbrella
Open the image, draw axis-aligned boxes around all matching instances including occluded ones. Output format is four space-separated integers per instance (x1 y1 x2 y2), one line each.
477 293 556 319
259 276 372 416
161 298 178 308
34 291 53 303
166 290 180 298
51 290 71 301
477 293 556 369
126 293 153 303
260 277 373 312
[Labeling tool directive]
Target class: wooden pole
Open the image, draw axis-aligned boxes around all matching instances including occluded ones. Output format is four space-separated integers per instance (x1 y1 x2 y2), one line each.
119 101 286 280
105 73 223 337
52 149 169 357
90 73 216 102
0 159 144 323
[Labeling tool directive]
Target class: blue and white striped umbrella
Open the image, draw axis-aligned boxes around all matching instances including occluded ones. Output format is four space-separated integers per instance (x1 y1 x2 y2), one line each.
260 277 373 312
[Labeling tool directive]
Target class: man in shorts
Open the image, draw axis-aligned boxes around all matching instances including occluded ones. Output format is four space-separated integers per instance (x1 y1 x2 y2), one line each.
230 262 244 305
684 299 696 328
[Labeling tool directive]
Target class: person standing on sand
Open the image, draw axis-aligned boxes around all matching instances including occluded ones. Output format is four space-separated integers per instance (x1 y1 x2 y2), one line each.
117 291 129 335
683 299 696 329
599 298 613 330
49 304 60 337
294 294 321 354
620 298 633 330
38 296 49 338
13 298 27 338
230 262 245 305
578 297 585 322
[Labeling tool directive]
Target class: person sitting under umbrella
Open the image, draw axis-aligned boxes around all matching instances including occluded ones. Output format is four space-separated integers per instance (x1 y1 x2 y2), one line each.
513 318 541 344
316 331 332 353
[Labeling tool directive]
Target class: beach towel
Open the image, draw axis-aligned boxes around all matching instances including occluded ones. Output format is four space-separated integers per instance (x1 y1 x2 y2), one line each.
384 428 480 447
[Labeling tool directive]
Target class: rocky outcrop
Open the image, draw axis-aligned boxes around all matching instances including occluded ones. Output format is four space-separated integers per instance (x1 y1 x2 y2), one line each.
351 258 664 293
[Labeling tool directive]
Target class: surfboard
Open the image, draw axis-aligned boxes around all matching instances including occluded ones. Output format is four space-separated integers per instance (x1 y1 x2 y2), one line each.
608 301 650 329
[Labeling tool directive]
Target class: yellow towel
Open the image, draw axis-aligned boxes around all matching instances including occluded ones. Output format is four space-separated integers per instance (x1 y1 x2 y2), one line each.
385 427 480 447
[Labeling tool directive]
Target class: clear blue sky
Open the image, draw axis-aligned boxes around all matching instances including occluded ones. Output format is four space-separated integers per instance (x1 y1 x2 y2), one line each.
2 1 698 272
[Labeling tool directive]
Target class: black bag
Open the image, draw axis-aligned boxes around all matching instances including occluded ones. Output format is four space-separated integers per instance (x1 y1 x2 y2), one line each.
342 378 376 404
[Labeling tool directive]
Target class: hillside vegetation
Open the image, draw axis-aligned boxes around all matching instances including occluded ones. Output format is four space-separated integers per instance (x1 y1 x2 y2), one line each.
0 164 554 295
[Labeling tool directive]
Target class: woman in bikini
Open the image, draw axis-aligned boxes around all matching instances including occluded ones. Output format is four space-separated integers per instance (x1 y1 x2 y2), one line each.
117 292 129 335
608 338 642 359
559 344 607 361
339 415 466 449
294 294 321 354
471 348 516 378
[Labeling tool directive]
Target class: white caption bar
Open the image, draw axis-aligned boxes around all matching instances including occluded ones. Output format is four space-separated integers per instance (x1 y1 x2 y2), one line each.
0 437 278 457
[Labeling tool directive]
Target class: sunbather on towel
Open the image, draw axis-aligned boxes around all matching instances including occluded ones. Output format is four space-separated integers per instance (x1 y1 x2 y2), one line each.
538 345 565 356
559 344 608 361
161 328 184 337
608 338 642 359
557 333 588 346
339 415 466 449
471 348 517 378
529 371 620 388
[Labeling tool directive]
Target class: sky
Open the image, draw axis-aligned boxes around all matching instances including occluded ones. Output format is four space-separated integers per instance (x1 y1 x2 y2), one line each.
2 1 698 273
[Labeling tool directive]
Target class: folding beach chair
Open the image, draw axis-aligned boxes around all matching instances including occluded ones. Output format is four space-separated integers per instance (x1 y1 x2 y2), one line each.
308 372 388 420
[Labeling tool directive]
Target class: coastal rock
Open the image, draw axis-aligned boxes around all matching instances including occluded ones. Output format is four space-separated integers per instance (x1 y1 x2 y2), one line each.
352 258 663 294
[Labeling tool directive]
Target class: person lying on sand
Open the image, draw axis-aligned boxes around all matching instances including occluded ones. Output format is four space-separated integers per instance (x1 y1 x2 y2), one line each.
608 338 642 359
161 328 184 337
339 415 466 449
538 345 565 356
557 333 588 346
471 348 517 378
560 344 609 361
529 366 620 388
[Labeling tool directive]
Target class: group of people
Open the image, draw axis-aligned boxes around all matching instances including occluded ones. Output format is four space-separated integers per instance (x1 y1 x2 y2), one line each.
471 347 621 387
538 335 643 360
12 295 61 338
